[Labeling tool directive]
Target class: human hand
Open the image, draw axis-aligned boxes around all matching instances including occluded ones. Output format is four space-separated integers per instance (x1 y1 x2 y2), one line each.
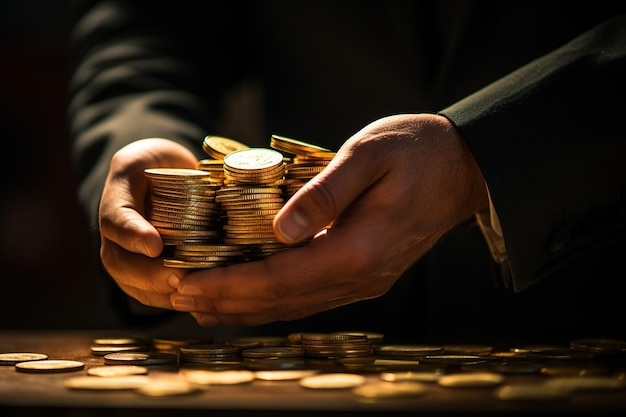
99 138 198 309
169 113 489 326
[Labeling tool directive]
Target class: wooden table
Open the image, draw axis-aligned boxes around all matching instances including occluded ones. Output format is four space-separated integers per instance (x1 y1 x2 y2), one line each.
1 330 625 416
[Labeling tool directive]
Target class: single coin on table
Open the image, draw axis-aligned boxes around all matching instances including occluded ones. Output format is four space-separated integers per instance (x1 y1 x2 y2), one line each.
0 352 48 366
87 365 149 377
299 373 366 389
15 360 85 373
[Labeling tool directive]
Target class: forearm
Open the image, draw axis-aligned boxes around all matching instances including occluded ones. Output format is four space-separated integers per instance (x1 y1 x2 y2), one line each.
441 14 626 291
66 0 240 228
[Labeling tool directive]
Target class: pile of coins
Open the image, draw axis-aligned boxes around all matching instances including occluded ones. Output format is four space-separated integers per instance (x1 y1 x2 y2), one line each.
2 334 626 402
145 135 336 268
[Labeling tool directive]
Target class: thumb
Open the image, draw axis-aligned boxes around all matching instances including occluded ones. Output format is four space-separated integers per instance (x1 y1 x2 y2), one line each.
273 153 372 244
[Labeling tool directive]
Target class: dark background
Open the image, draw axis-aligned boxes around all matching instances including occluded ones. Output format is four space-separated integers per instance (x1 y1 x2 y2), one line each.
0 1 119 329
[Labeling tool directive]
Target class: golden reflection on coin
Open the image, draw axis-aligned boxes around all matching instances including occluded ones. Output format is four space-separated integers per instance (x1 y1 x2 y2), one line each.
254 369 320 381
203 135 249 159
64 375 150 390
542 376 625 392
135 377 204 397
15 360 85 373
380 370 445 383
495 385 569 402
437 372 504 388
352 381 429 398
299 373 366 389
180 369 255 385
0 352 48 365
87 365 148 377
223 148 284 171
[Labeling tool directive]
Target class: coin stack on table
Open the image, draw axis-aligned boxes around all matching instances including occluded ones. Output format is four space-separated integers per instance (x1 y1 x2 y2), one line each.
144 134 336 269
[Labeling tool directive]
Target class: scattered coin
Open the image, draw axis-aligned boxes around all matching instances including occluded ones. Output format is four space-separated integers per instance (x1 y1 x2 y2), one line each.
180 369 256 385
380 369 445 383
352 381 429 398
437 372 504 388
15 360 85 373
542 376 625 392
0 352 48 366
299 373 366 389
87 365 149 377
135 377 204 397
64 375 150 390
495 384 569 402
570 338 626 355
103 352 177 366
540 363 608 377
254 369 320 381
374 344 443 357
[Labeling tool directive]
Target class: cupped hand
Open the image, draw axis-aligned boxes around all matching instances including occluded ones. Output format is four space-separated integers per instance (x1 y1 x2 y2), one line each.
99 138 198 309
170 113 489 326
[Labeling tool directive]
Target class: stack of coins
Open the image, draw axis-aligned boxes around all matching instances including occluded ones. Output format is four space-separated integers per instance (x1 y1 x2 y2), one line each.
297 333 374 359
270 135 335 199
218 148 285 253
179 343 241 366
145 134 336 268
144 168 221 247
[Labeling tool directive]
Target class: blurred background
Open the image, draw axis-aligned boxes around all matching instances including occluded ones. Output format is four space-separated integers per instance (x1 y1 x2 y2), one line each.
0 1 119 329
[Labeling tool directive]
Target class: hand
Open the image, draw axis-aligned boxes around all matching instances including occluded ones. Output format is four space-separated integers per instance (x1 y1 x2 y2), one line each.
170 113 489 326
99 138 197 309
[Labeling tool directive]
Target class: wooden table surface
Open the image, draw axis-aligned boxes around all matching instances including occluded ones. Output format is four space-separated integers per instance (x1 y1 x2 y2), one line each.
1 330 625 416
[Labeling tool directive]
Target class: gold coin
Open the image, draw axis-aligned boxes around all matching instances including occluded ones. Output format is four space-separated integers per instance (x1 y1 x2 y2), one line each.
380 369 445 382
269 134 332 155
64 375 150 390
299 373 366 389
15 360 85 373
203 135 249 159
87 365 148 377
135 377 204 396
542 376 625 392
437 372 504 388
254 369 319 381
352 381 428 398
0 352 48 366
223 148 284 171
144 168 211 178
180 369 255 385
495 385 569 402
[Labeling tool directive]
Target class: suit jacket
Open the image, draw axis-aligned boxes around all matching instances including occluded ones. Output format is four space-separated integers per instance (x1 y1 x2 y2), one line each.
67 0 626 341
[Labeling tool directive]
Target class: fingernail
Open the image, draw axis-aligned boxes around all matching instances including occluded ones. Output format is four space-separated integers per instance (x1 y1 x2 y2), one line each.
173 296 194 308
180 285 204 296
276 209 308 242
199 315 219 327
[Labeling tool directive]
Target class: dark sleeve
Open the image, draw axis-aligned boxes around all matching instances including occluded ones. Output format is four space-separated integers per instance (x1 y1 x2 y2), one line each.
440 14 626 292
65 0 248 322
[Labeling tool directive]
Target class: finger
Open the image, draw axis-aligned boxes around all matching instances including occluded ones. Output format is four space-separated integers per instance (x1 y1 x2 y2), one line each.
99 138 199 257
188 292 356 327
101 238 185 309
273 145 381 244
172 215 399 312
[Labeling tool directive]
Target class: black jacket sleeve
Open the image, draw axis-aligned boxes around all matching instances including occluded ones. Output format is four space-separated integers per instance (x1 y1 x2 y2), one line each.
440 14 626 293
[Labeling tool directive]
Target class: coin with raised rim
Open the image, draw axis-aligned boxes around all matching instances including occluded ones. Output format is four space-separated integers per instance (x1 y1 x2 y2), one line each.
352 381 429 398
64 375 150 390
438 372 504 388
0 352 48 366
299 373 366 389
180 369 255 385
15 360 84 373
87 365 149 377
